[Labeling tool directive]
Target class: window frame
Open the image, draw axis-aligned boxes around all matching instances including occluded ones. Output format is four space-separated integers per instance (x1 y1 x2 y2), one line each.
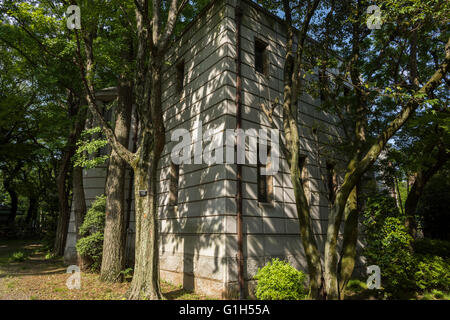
254 38 269 76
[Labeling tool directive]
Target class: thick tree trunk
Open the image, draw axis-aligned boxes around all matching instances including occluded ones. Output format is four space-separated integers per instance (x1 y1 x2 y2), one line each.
127 64 164 300
101 80 133 282
127 145 162 299
337 186 358 299
292 171 325 299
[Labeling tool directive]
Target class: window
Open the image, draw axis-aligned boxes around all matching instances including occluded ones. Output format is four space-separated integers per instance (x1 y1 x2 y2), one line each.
169 162 180 207
176 60 185 94
257 144 273 203
254 38 268 75
326 162 337 204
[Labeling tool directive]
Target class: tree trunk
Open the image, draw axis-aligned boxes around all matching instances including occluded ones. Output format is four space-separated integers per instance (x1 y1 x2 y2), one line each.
126 145 162 299
25 196 38 228
54 96 85 256
337 186 358 299
127 64 164 300
6 186 18 228
292 170 325 299
54 162 71 255
101 79 133 282
404 147 449 239
72 164 88 268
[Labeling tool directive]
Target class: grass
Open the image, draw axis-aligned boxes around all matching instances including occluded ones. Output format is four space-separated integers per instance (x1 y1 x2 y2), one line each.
419 289 450 300
0 239 212 300
344 278 450 300
9 251 27 262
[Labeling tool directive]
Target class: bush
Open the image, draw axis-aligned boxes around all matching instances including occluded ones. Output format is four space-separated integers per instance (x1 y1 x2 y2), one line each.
363 194 450 297
346 279 367 293
414 254 450 291
254 258 308 300
9 251 26 262
363 194 417 297
75 194 106 271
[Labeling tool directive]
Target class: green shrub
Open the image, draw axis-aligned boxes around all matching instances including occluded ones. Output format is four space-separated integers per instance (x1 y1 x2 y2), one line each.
346 279 367 293
363 195 417 297
414 254 450 291
76 195 106 271
10 251 26 262
254 258 308 300
363 194 450 297
413 238 450 258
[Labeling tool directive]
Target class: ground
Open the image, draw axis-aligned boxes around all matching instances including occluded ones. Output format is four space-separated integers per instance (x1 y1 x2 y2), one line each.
0 239 212 300
1 240 447 300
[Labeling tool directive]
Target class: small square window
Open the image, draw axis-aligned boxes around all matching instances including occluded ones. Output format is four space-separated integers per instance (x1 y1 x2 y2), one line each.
254 39 268 75
176 60 185 94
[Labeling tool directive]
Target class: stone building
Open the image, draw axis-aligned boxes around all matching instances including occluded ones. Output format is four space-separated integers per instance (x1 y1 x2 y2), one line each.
64 0 365 298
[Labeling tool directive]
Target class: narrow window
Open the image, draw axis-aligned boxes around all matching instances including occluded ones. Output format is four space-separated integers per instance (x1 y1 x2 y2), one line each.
176 60 185 94
257 144 273 203
169 162 180 207
254 38 268 75
326 162 337 204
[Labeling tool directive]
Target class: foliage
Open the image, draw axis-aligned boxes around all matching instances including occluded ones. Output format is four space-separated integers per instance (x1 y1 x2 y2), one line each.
421 289 450 300
254 258 308 300
413 238 450 258
9 251 26 262
74 126 109 169
414 255 450 291
346 279 367 293
363 194 417 297
119 267 134 282
417 172 450 240
363 193 450 297
75 195 106 271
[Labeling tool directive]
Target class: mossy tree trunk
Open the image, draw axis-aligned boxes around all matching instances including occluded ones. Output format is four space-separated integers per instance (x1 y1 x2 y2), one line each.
75 0 186 299
100 78 133 282
72 164 88 268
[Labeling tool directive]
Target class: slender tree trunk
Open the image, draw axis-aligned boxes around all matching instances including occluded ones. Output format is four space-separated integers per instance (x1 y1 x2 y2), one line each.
54 96 85 256
25 196 38 228
404 147 449 239
54 162 71 255
4 163 23 229
6 186 18 228
72 165 88 267
101 79 133 282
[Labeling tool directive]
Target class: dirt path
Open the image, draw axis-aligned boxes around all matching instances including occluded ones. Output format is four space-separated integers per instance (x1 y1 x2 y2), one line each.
0 239 211 300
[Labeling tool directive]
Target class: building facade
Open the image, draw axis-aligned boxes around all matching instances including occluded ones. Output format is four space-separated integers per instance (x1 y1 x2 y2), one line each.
64 0 365 298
